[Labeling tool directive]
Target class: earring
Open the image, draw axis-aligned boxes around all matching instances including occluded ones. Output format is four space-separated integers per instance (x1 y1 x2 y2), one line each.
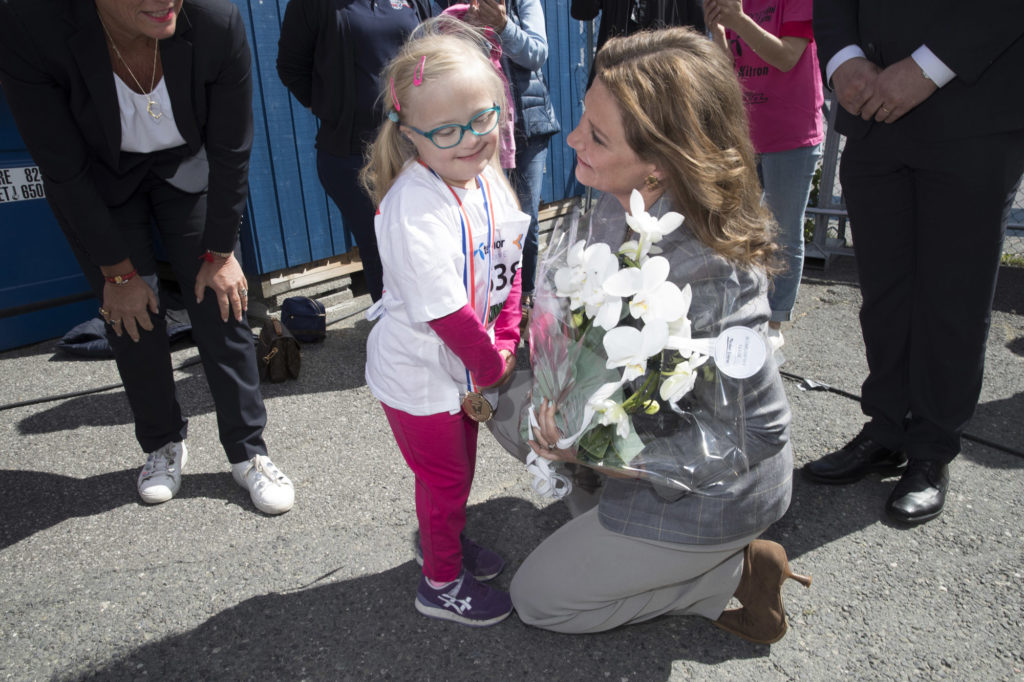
644 174 660 190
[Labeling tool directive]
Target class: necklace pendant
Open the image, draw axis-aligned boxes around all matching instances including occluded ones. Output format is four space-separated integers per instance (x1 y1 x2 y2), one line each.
146 98 163 121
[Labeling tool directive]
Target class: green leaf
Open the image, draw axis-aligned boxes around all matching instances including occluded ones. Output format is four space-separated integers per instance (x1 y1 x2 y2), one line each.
578 424 614 462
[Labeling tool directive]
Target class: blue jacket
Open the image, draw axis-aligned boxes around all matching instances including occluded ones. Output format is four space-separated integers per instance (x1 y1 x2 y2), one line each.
498 0 560 140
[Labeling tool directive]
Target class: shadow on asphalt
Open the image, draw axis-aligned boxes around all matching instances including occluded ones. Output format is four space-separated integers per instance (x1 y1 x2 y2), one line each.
966 391 1024 466
16 390 136 433
71 497 773 681
0 469 263 550
13 321 374 437
764 472 899 563
992 264 1024 315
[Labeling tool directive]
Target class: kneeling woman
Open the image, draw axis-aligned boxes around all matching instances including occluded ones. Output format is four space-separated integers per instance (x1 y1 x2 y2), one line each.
510 27 809 643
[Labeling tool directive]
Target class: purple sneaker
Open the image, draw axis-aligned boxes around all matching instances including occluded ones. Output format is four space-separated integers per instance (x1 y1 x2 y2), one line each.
415 534 505 581
415 571 513 626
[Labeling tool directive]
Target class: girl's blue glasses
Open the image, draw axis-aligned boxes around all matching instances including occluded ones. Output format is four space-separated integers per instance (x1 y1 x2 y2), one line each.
404 105 501 149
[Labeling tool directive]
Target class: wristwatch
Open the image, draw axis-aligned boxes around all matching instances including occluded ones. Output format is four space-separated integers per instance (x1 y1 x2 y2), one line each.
208 249 233 259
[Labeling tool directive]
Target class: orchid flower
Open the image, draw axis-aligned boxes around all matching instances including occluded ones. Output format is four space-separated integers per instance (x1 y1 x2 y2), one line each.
557 240 618 327
603 319 669 382
663 283 695 349
620 189 684 261
659 352 710 405
555 240 623 329
586 380 631 439
553 240 587 309
603 256 689 326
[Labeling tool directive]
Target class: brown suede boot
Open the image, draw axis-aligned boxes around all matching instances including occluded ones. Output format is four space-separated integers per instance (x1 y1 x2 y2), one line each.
713 540 811 644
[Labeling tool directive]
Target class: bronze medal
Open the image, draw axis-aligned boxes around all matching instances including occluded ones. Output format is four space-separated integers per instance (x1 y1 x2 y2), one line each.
461 391 494 422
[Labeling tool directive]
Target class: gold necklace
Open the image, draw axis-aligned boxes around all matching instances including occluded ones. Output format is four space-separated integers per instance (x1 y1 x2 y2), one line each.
98 14 163 120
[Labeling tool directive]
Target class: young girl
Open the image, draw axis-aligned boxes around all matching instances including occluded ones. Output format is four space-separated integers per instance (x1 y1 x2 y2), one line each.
360 18 529 627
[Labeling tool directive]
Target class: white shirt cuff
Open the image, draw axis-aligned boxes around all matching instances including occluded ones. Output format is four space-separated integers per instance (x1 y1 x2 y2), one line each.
911 46 956 87
825 45 867 88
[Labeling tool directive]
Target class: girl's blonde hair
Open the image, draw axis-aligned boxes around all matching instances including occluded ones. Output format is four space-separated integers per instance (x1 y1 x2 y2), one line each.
595 28 779 271
360 17 510 205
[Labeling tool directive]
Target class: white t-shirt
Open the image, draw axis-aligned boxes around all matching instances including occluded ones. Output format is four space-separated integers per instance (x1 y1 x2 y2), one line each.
366 161 530 415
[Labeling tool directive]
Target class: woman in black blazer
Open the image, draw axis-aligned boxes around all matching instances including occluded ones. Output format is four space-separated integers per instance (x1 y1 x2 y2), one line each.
0 0 295 515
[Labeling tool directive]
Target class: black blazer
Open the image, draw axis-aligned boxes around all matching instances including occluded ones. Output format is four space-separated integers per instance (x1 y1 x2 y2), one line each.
0 0 253 267
813 0 1024 141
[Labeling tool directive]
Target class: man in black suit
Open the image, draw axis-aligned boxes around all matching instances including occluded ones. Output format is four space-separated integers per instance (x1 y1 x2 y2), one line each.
805 1 1024 523
0 0 295 514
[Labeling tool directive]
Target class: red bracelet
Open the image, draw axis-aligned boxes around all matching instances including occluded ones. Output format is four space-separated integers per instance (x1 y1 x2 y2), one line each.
200 249 234 262
104 269 137 286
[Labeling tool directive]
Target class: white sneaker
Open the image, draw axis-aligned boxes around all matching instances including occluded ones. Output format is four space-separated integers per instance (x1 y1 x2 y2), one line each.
231 454 294 514
138 441 188 504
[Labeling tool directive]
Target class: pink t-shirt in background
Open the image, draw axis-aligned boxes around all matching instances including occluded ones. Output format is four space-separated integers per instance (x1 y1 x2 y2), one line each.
727 0 824 154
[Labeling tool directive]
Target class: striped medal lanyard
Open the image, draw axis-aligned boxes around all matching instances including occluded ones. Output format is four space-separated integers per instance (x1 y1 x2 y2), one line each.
430 166 497 421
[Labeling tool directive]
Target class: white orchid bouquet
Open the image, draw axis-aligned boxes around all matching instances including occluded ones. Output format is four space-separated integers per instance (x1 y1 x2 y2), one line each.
522 190 751 492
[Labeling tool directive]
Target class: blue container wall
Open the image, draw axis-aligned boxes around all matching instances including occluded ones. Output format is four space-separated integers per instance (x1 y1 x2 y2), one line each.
231 0 588 277
232 0 353 275
537 0 588 204
0 88 96 351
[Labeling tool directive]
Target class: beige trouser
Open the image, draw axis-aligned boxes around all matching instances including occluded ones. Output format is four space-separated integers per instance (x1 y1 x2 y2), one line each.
510 509 760 634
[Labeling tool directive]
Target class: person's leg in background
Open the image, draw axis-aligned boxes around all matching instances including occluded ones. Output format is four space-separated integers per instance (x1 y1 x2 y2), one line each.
879 132 1024 524
59 180 195 506
759 143 822 331
155 178 293 514
317 150 383 302
509 134 551 301
58 185 186 457
153 180 268 464
800 127 916 499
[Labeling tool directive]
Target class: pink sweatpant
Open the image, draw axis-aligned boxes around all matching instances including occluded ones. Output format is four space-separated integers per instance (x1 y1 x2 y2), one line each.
382 403 479 583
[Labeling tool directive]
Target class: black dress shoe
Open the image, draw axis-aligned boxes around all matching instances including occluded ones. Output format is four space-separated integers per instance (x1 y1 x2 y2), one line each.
802 434 908 484
886 460 949 524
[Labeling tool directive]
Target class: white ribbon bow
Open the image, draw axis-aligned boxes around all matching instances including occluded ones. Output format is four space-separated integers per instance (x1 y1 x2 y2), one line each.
524 452 572 499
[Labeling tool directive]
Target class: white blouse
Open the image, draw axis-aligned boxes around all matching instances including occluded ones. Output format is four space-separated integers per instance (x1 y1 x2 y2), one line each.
113 74 186 153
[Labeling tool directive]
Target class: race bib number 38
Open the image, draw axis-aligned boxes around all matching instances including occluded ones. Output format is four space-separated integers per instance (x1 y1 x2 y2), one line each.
0 166 46 204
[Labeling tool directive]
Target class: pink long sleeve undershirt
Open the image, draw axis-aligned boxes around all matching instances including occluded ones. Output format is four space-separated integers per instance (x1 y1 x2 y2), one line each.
427 269 523 388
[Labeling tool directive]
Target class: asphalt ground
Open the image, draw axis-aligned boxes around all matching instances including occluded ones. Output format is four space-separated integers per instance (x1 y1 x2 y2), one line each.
1 256 1023 681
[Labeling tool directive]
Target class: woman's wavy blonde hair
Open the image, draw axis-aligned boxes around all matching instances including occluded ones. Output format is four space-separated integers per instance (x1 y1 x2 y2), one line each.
594 28 779 271
360 16 510 206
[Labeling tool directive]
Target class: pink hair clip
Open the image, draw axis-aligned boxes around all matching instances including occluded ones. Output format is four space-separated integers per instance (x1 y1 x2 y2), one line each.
389 76 401 112
413 56 426 87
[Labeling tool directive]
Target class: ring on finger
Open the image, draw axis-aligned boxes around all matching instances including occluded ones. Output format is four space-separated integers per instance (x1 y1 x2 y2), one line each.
239 288 248 297
98 306 110 319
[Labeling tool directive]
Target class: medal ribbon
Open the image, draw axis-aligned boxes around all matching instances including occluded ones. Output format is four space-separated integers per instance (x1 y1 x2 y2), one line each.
423 162 495 394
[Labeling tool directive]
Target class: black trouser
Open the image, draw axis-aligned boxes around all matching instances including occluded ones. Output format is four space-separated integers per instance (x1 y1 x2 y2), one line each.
59 174 267 463
840 125 1024 462
317 149 383 302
